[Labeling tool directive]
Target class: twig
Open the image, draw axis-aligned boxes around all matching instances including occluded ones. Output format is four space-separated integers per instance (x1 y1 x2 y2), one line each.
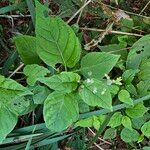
76 0 87 24
88 128 112 145
84 22 114 50
0 14 31 18
67 0 92 23
80 27 143 37
101 2 150 19
139 0 150 15
9 63 24 78
94 142 104 150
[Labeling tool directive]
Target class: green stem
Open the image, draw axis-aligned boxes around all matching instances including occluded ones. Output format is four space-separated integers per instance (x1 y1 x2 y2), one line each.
80 94 150 119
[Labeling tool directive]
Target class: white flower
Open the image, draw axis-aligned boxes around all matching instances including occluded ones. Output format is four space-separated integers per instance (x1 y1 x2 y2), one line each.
86 78 94 84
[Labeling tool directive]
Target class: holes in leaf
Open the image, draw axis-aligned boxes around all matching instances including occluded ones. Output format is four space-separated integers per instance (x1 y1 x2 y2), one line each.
136 49 144 54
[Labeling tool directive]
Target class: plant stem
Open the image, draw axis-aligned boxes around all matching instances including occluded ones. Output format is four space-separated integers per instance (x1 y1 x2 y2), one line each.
80 27 143 37
80 94 150 119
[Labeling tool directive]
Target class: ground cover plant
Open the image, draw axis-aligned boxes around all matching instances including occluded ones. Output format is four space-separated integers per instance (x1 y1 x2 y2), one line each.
0 0 150 149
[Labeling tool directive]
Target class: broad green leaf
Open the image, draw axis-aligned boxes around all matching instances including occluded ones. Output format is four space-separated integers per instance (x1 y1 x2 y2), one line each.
44 92 79 132
125 84 137 97
80 52 120 79
108 112 123 128
103 128 117 140
122 69 139 84
99 43 127 60
77 98 89 113
75 115 105 130
118 89 133 105
39 72 80 93
75 117 93 128
137 81 150 96
132 116 147 129
0 76 32 143
23 64 50 86
0 75 32 105
35 2 81 68
138 58 150 81
0 106 18 143
141 121 150 137
108 84 119 96
121 116 132 130
14 35 41 64
126 34 150 69
93 115 106 130
32 85 51 104
79 78 112 110
121 128 140 143
126 103 148 118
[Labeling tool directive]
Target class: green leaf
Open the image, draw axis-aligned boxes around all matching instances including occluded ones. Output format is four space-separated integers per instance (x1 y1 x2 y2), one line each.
103 128 117 140
35 2 81 68
141 121 150 137
121 128 140 143
43 92 79 132
75 117 93 128
39 72 80 93
14 35 41 64
23 64 50 86
80 52 120 79
32 85 51 104
0 106 18 143
137 81 150 97
122 69 139 84
79 78 112 110
132 116 147 129
118 89 133 105
126 34 150 69
121 116 132 130
0 75 32 143
126 103 148 118
75 115 105 130
108 112 123 128
138 58 150 81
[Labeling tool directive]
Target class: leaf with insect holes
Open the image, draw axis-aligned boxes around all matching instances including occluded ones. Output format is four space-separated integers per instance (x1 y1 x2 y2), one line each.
108 112 123 128
79 78 112 110
118 89 133 106
80 52 120 79
39 72 80 93
23 64 50 86
14 35 41 64
125 103 148 118
0 75 32 143
126 34 150 69
44 92 79 132
121 128 140 143
35 1 81 68
141 121 150 138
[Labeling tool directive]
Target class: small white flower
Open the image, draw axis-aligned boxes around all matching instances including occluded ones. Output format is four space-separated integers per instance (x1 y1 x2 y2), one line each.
93 87 97 94
77 80 80 83
101 88 106 95
86 78 94 84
